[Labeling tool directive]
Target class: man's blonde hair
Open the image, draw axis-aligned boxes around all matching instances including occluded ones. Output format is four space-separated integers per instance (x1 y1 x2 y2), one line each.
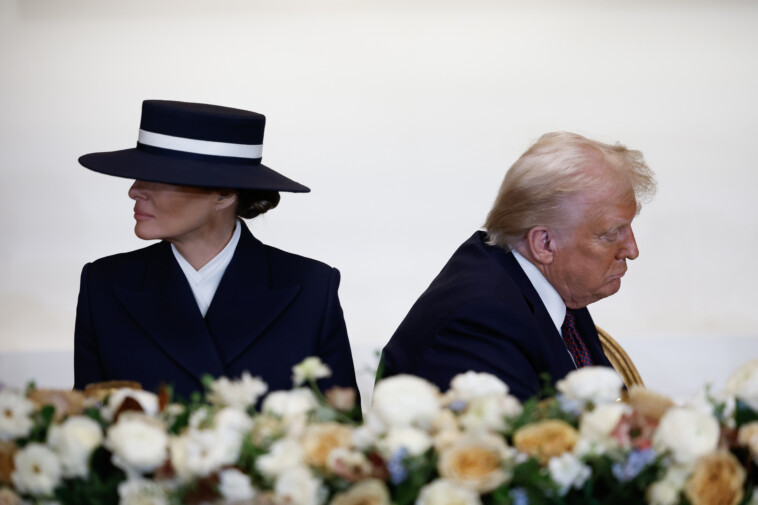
484 131 656 249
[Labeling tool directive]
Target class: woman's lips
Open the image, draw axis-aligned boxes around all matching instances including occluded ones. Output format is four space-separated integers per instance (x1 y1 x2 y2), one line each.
133 209 154 220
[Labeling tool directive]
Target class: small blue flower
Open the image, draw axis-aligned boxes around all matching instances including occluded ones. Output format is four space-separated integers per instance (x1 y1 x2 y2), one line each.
387 447 409 484
612 448 657 482
449 400 467 412
509 487 529 505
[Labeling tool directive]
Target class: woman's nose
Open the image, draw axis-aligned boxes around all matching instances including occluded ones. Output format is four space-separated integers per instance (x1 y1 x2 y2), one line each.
128 180 148 200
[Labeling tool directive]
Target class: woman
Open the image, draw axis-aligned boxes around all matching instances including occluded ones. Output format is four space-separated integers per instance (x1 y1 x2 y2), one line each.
74 100 359 399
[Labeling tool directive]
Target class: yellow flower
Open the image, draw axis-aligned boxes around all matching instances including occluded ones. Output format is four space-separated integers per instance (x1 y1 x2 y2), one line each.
302 422 353 469
329 479 390 505
684 451 745 505
513 420 578 464
627 386 674 421
437 433 513 493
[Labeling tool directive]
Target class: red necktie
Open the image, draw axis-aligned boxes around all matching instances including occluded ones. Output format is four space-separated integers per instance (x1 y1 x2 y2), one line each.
561 309 593 367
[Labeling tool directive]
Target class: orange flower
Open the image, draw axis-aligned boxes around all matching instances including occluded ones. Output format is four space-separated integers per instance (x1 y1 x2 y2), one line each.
513 420 578 464
684 451 745 505
437 433 512 493
302 422 353 469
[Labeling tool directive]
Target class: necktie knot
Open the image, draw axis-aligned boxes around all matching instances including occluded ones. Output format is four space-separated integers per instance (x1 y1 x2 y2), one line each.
562 308 593 368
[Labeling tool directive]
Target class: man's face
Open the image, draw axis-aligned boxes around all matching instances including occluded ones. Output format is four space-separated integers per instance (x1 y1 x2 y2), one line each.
544 187 640 309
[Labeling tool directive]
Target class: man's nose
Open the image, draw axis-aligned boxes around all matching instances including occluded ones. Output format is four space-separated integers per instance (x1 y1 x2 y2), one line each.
619 228 639 260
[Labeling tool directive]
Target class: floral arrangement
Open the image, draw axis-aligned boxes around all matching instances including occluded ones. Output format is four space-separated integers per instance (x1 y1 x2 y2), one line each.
3 356 758 505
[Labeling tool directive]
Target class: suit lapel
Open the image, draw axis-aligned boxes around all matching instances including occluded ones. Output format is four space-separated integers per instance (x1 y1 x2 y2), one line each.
114 242 226 381
490 245 577 376
204 222 300 367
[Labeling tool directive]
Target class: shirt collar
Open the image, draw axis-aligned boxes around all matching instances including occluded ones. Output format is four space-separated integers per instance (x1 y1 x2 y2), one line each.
512 249 566 333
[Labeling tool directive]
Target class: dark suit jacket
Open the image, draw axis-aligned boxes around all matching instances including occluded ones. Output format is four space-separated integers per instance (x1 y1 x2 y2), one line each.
74 222 359 400
381 231 612 401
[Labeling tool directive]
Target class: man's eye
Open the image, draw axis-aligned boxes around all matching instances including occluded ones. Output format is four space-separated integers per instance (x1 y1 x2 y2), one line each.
602 231 619 242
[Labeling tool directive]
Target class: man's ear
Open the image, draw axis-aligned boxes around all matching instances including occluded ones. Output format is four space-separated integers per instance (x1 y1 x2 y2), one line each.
525 226 555 265
215 191 238 211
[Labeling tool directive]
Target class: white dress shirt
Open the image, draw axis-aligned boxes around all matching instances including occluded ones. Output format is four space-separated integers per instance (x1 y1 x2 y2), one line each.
511 250 566 334
171 220 242 317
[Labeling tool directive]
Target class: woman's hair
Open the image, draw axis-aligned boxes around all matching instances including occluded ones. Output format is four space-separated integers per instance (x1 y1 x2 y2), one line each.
235 189 281 219
484 131 656 249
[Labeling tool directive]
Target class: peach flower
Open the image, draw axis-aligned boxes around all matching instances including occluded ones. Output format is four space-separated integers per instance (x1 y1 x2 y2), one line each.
513 420 578 464
684 451 745 505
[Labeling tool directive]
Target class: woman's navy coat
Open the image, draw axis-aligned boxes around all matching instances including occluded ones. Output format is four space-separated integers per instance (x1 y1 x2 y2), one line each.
74 222 359 399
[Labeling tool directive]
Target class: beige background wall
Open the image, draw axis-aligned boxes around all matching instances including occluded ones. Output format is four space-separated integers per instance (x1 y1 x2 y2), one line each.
1 0 757 400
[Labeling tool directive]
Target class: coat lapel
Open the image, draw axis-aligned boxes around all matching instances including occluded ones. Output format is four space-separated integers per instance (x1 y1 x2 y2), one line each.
204 222 300 367
493 246 577 377
114 242 226 381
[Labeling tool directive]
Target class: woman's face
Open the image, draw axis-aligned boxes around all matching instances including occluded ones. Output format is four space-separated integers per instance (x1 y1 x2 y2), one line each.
128 180 231 244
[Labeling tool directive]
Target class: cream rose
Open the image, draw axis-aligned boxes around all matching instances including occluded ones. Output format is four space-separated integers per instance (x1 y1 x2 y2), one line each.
219 468 257 502
207 371 268 410
102 388 159 422
11 443 62 497
576 403 629 455
371 375 441 429
415 478 481 505
47 415 103 478
105 412 168 474
0 390 35 441
556 367 623 407
330 478 390 505
547 452 591 495
256 438 306 479
378 426 432 459
653 407 719 465
447 372 509 402
274 465 324 505
725 358 758 411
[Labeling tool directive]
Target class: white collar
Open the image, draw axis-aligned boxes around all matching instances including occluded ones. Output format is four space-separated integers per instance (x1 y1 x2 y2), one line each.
171 220 242 316
512 250 566 333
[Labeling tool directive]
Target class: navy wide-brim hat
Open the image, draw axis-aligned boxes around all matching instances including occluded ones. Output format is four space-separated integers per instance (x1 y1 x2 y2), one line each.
79 100 310 193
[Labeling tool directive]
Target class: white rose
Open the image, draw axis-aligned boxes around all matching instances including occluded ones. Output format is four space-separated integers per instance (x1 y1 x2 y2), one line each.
274 465 324 505
292 357 332 387
215 407 254 438
170 427 241 481
725 359 758 411
547 452 591 496
371 375 440 429
106 412 168 474
448 372 509 402
653 407 719 465
0 390 35 441
576 403 629 455
219 468 257 502
11 443 62 497
416 478 482 505
378 426 432 459
102 388 159 422
117 477 169 505
459 394 522 433
47 416 103 478
647 464 690 505
256 438 305 478
263 389 319 419
556 367 623 407
207 372 268 410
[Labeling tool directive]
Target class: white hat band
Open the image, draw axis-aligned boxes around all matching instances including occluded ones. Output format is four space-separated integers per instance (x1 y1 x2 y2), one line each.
138 129 263 159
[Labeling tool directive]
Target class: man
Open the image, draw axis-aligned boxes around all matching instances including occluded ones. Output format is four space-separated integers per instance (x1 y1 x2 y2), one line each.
381 132 656 401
